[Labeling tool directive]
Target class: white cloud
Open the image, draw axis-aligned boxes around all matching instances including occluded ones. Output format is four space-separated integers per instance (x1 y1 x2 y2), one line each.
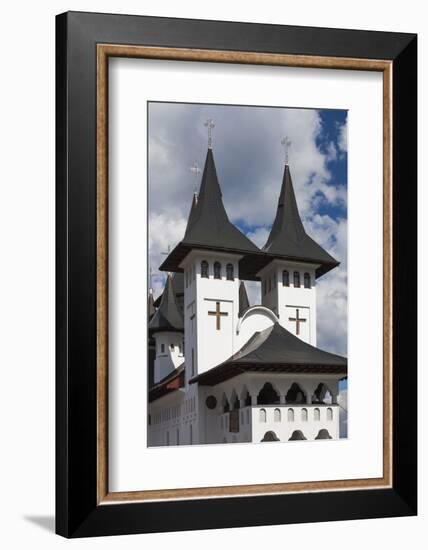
338 120 348 153
326 141 338 162
148 212 187 299
305 215 348 355
245 226 270 248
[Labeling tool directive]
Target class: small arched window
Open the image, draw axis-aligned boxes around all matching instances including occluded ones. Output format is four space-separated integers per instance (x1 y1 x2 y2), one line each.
201 260 209 278
327 407 333 421
287 408 295 422
214 261 221 279
314 407 320 421
304 272 311 288
226 263 234 281
283 270 289 286
293 271 300 288
274 408 281 422
301 408 308 421
259 408 267 423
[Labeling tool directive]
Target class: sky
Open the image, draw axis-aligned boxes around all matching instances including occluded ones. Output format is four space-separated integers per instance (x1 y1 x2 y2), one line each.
148 102 348 357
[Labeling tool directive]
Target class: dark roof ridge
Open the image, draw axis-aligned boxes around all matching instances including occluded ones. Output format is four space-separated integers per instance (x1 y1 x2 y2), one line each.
190 321 347 386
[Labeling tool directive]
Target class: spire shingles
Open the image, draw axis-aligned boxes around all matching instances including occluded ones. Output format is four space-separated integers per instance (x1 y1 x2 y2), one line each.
262 165 339 276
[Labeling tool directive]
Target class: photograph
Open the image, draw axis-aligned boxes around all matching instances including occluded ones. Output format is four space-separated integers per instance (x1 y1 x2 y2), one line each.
147 102 348 446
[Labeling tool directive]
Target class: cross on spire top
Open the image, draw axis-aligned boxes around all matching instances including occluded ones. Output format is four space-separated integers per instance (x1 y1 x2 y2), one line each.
281 136 292 165
204 118 215 149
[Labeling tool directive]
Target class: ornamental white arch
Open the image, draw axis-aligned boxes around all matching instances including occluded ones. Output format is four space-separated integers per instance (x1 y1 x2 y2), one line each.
236 305 279 335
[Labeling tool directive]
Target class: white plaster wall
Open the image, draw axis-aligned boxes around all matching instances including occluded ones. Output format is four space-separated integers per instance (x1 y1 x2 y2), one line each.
148 390 198 447
251 405 339 442
181 250 242 375
260 260 318 345
153 332 184 383
199 373 342 444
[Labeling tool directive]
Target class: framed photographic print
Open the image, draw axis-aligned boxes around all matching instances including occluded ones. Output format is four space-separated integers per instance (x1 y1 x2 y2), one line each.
56 11 417 537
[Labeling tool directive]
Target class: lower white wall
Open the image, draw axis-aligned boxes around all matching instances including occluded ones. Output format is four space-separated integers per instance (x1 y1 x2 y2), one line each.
251 405 339 442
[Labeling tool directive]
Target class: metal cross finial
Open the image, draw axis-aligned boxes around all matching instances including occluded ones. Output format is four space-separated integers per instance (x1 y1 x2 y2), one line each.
204 118 215 148
189 161 201 194
281 136 292 165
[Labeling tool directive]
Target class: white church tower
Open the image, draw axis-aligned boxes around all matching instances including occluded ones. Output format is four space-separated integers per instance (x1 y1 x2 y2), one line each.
161 120 260 377
148 274 184 384
258 138 339 346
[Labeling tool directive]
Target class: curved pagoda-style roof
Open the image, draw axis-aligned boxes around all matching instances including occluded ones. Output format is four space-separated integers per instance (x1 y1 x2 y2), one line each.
148 273 184 334
160 148 261 273
190 322 347 386
262 164 339 277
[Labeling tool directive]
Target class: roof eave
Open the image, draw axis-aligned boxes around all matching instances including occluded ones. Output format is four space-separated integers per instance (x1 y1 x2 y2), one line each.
190 362 347 386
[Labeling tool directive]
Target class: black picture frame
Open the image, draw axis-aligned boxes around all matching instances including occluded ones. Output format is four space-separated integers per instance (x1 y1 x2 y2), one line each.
56 11 417 538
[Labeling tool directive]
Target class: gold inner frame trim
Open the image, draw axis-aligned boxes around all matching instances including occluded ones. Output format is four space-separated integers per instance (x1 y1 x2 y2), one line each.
96 44 393 504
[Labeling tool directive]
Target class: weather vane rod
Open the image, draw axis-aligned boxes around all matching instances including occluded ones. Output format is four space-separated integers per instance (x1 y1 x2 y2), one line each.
204 118 215 149
189 161 201 194
148 266 153 294
281 136 292 165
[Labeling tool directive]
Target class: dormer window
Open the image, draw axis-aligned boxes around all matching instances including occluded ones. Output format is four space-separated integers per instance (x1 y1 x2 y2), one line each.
226 263 234 281
201 260 209 278
214 262 221 279
282 270 289 286
293 271 300 288
304 272 311 288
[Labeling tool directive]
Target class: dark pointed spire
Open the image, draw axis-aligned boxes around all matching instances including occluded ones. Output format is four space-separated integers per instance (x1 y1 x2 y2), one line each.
153 272 184 312
149 274 183 333
160 148 260 273
183 191 200 241
238 281 250 317
182 149 259 252
262 164 339 273
148 291 156 320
